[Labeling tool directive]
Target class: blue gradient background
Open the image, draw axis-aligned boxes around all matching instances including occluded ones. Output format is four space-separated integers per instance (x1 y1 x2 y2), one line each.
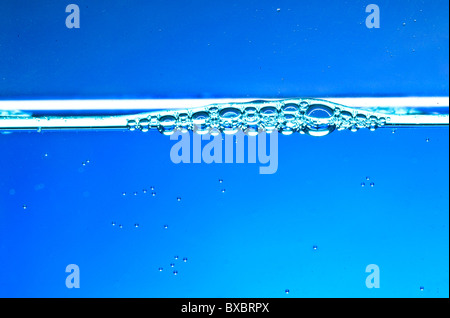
0 0 449 297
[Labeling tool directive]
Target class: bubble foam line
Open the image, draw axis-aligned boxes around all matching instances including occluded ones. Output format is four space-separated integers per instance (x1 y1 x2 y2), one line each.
0 98 448 137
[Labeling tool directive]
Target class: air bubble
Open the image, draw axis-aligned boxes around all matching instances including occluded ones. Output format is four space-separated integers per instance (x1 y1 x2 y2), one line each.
170 263 175 267
138 118 150 132
112 221 116 226
127 120 137 131
134 223 139 228
173 270 178 275
164 224 168 229
361 183 365 187
183 257 188 262
23 205 27 210
370 182 375 187
285 289 290 294
177 197 181 202
313 245 318 250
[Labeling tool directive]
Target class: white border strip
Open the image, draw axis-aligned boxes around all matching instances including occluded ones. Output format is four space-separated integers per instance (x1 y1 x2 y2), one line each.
0 97 448 110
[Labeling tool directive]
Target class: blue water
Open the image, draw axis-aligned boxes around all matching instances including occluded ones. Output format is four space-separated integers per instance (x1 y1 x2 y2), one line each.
0 0 449 298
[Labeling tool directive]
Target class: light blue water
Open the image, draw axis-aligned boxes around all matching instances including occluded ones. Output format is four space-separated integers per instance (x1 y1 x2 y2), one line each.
0 0 448 298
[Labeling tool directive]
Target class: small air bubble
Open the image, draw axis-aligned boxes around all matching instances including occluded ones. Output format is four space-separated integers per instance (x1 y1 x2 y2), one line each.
370 182 375 187
173 270 178 275
419 286 424 291
143 189 147 194
426 138 430 142
177 197 181 202
158 267 163 272
313 245 318 250
133 192 138 196
122 192 126 196
164 225 168 229
183 257 188 263
112 221 116 226
22 205 27 210
134 223 139 228
174 256 179 260
366 176 370 181
276 8 281 12
119 224 123 229
152 192 156 197
361 183 365 187
219 179 223 183
285 289 290 294
221 189 226 193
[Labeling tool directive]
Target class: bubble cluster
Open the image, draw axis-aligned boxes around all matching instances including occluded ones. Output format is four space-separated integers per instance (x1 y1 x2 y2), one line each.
125 99 390 137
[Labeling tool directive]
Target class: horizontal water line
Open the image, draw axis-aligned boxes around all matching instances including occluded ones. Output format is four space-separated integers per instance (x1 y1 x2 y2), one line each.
0 97 448 111
0 98 448 136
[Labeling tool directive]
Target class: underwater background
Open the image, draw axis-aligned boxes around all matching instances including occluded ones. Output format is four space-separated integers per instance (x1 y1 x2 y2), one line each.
0 0 448 297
